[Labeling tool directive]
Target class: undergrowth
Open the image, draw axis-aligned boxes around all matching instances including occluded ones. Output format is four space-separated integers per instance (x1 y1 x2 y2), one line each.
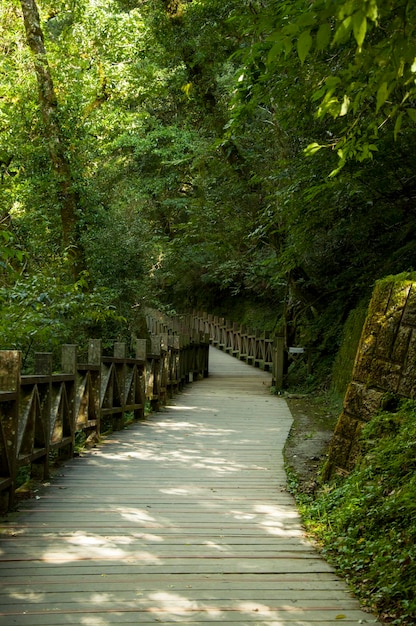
288 399 416 626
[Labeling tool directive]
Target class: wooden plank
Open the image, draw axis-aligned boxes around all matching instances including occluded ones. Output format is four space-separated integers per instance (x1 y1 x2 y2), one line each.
0 542 317 553
0 593 363 606
0 601 369 615
0 617 380 626
0 576 352 591
0 560 335 576
0 348 382 626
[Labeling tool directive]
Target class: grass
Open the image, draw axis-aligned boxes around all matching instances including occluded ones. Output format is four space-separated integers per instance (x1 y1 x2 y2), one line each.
287 399 416 626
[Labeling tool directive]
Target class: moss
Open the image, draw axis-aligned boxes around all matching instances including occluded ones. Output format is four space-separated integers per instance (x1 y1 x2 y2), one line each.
332 274 416 399
331 301 369 395
376 271 416 287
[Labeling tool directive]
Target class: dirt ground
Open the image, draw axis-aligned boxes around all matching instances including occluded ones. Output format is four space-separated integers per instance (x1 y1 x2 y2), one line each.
284 393 340 493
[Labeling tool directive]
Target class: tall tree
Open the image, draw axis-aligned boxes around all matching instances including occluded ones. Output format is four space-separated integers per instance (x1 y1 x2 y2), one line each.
19 0 82 274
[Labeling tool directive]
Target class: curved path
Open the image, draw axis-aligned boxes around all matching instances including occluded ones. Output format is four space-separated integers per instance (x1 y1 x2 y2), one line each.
0 347 381 625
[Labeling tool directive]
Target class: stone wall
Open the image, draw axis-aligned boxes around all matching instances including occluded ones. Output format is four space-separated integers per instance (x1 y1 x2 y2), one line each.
324 273 416 479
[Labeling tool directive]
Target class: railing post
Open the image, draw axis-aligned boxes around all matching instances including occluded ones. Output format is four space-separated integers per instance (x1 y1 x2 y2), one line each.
113 343 126 429
168 335 180 395
87 339 102 439
203 333 209 378
151 335 161 356
247 328 255 365
180 333 190 383
136 339 147 362
62 344 77 374
88 339 102 365
218 317 225 350
61 345 77 456
273 336 285 389
149 336 161 411
160 334 169 404
253 330 260 367
134 339 147 419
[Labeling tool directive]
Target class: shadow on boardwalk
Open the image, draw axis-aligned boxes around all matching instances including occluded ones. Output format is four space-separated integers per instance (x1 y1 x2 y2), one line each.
0 347 382 625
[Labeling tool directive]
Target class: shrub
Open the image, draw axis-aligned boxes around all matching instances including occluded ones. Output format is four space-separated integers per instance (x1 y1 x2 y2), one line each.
293 400 416 625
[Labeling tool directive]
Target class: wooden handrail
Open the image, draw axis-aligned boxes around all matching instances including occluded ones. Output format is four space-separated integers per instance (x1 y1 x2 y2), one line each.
0 320 209 512
186 311 285 390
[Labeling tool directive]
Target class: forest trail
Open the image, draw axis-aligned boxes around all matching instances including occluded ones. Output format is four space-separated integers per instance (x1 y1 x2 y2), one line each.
0 347 381 626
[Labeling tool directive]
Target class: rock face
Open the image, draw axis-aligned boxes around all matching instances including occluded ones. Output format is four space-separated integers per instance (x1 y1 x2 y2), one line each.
324 274 416 478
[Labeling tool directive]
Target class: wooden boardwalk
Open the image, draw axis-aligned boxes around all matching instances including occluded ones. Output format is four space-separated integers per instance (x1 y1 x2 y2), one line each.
0 347 381 626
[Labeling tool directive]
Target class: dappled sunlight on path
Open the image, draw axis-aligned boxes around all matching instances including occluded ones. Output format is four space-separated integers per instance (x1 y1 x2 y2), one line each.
0 348 382 625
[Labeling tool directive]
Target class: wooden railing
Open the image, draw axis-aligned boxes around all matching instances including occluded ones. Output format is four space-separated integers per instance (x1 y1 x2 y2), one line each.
0 321 209 512
0 307 292 512
181 312 285 389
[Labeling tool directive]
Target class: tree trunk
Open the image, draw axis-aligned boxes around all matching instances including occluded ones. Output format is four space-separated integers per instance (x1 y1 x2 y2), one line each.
19 0 82 274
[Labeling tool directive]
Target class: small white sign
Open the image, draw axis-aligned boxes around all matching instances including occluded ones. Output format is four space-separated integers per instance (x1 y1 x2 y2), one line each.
288 347 305 354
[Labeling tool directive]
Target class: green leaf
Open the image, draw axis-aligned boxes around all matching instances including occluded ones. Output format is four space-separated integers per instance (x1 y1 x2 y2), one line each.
283 38 293 58
1 248 13 260
329 150 347 177
340 94 350 116
338 1 355 20
311 86 326 102
297 31 313 65
284 23 302 36
318 95 342 118
316 23 331 51
394 112 403 140
181 82 192 97
325 76 342 90
376 82 389 112
0 230 12 242
267 33 292 59
407 108 416 123
352 11 367 49
365 0 378 22
304 142 325 156
267 41 284 65
333 16 352 45
296 12 316 29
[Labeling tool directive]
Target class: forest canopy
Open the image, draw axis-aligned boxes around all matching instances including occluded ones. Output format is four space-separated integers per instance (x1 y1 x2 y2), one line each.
1 0 415 375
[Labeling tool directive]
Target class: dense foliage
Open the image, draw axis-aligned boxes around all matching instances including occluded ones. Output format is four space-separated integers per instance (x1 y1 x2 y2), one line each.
290 400 416 625
1 0 415 367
